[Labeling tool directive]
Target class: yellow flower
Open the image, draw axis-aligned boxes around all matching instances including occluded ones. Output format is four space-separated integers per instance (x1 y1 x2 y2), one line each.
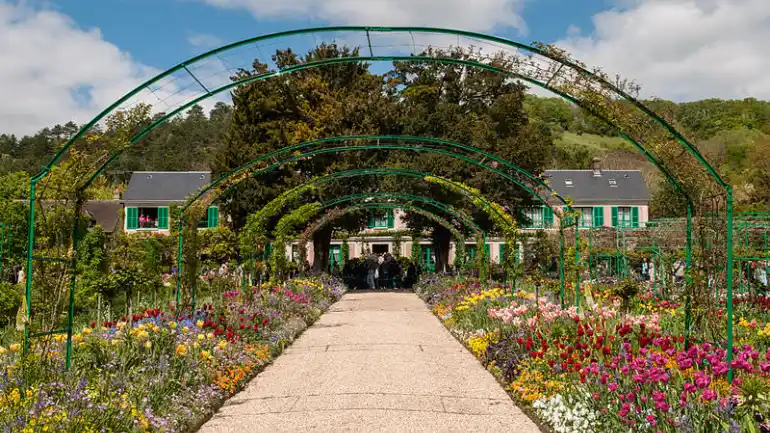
182 326 190 333
111 338 121 346
0 346 7 355
9 343 21 352
217 340 228 350
201 350 211 360
82 328 93 336
176 344 188 356
54 334 66 342
144 341 152 349
169 321 177 329
206 332 214 340
196 320 204 328
198 334 205 341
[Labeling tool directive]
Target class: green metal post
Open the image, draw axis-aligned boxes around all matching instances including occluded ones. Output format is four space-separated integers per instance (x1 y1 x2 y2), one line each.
559 229 565 308
575 216 580 310
175 210 183 307
23 179 37 355
684 204 693 348
726 189 735 383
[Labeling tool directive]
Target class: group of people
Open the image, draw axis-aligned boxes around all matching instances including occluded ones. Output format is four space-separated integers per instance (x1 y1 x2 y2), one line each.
340 252 419 290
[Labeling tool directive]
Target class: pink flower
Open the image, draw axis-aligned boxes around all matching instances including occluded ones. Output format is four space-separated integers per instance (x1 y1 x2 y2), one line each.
683 382 696 393
608 382 618 392
712 362 729 376
693 371 711 389
701 389 717 401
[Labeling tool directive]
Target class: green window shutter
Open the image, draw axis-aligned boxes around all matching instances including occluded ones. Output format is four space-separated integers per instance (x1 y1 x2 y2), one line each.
126 207 138 230
484 244 490 262
499 244 506 265
367 212 375 228
632 206 639 228
563 206 570 226
611 207 619 227
207 207 219 228
387 210 394 228
593 207 604 227
543 207 554 228
157 207 169 229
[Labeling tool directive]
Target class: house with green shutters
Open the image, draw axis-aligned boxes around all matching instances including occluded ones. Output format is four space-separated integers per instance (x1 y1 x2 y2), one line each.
521 168 650 230
122 171 219 232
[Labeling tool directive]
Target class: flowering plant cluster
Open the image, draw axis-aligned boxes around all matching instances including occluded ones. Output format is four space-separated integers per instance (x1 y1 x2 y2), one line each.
0 278 343 432
417 278 770 433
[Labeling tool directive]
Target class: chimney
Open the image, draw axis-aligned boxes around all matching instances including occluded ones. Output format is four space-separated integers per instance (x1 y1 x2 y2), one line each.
591 157 602 177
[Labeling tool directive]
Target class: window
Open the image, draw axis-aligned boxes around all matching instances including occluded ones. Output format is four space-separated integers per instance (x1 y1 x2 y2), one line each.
609 178 618 187
329 245 341 265
139 207 158 229
612 206 639 228
523 207 553 228
291 245 299 262
126 207 168 230
198 206 219 229
524 208 543 228
576 207 593 228
565 178 573 187
368 210 394 229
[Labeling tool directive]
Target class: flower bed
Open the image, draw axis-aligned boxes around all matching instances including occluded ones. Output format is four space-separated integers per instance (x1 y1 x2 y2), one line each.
0 278 344 432
417 278 770 433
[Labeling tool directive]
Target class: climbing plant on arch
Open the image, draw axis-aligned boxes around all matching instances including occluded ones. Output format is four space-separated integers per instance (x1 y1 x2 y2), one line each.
23 26 732 375
298 202 473 277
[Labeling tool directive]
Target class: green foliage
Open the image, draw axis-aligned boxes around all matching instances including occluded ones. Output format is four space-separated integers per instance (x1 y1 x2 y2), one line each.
269 202 322 279
0 282 20 325
411 235 421 266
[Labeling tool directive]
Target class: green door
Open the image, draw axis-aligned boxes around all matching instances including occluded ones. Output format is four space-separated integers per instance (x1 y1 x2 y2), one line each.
421 246 435 272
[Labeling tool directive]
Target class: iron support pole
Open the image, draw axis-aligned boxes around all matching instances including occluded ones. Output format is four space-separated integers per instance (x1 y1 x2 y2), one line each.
575 217 581 310
175 210 183 307
65 202 82 370
684 203 693 348
559 228 565 308
726 188 735 382
23 179 37 355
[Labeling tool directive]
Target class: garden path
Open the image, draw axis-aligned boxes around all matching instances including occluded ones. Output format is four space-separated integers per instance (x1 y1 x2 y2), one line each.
199 292 540 433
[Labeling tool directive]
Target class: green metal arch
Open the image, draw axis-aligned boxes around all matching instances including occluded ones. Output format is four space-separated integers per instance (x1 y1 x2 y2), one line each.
299 202 474 269
321 192 483 233
182 135 567 213
229 168 508 238
39 26 724 195
300 202 468 249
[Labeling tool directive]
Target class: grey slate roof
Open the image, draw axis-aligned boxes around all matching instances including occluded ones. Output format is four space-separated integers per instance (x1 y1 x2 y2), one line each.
544 170 649 204
123 171 211 203
84 200 122 233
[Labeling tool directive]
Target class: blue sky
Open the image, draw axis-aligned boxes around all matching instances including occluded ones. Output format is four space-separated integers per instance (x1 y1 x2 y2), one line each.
53 0 608 69
1 0 768 136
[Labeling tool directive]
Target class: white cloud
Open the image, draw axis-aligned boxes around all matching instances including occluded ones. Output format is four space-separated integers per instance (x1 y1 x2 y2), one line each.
555 0 770 101
188 33 224 48
199 0 527 34
0 2 162 136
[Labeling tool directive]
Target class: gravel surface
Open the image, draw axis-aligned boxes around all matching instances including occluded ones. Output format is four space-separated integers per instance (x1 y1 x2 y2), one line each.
198 292 541 433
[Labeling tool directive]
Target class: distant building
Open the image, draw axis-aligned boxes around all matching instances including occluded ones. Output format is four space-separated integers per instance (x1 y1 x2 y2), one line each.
122 171 219 232
521 166 651 230
117 165 650 271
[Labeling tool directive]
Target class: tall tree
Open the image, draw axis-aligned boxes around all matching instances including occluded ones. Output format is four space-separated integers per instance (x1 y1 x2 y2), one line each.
214 44 395 270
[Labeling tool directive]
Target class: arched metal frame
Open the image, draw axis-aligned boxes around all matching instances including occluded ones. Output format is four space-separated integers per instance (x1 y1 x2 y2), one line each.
23 26 731 377
299 202 474 275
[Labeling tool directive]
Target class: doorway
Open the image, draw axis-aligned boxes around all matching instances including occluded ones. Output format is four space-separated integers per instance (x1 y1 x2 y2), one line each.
372 244 389 254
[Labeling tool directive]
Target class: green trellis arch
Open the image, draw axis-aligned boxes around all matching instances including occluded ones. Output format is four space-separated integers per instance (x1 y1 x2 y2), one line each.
23 26 732 377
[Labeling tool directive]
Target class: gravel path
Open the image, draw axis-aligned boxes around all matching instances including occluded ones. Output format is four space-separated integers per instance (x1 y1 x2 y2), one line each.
199 292 541 433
